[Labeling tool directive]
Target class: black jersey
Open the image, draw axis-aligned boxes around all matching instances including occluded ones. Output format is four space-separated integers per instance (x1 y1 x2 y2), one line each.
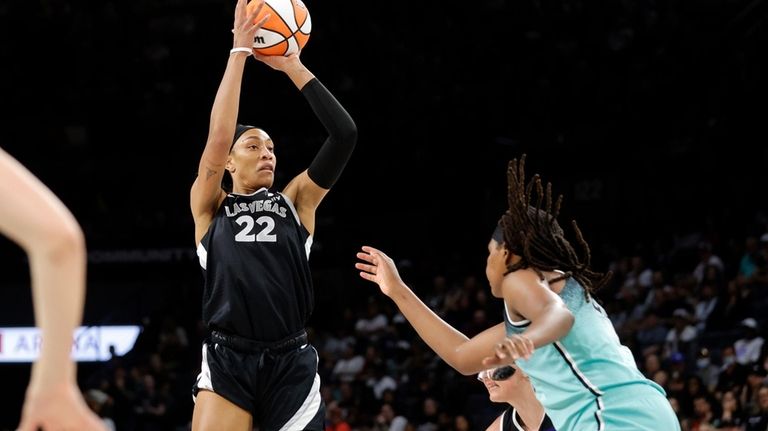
500 407 556 431
196 188 314 341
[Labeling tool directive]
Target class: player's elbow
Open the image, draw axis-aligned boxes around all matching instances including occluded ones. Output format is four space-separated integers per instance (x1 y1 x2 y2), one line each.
340 119 357 146
332 119 357 151
451 351 480 376
455 365 477 376
38 216 86 265
455 363 479 376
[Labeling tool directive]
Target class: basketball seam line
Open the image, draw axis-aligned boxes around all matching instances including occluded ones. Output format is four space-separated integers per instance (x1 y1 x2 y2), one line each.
254 2 309 53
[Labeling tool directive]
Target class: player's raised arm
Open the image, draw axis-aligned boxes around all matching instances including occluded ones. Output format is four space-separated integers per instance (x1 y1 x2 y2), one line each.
253 52 357 234
191 0 268 243
356 246 507 375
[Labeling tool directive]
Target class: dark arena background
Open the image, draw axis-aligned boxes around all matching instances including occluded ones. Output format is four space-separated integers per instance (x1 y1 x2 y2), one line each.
1 0 767 430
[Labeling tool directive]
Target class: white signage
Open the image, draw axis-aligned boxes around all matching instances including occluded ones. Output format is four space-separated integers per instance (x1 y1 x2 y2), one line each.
0 326 141 363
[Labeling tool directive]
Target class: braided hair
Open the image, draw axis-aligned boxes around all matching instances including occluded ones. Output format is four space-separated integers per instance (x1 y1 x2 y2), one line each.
495 155 611 298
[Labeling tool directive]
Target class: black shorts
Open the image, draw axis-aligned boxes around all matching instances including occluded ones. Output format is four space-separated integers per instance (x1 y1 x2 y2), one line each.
193 329 325 431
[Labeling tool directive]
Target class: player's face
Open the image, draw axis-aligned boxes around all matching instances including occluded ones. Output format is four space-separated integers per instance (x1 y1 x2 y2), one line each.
229 129 276 189
477 366 518 403
486 239 509 297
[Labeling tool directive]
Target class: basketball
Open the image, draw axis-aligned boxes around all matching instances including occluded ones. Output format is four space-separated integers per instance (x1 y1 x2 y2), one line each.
248 0 311 56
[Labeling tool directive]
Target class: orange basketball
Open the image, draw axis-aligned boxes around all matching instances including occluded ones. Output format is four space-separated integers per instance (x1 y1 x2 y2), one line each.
247 0 311 56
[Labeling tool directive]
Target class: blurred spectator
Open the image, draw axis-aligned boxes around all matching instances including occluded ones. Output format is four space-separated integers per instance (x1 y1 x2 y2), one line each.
690 395 715 431
355 300 389 340
366 362 398 401
743 364 768 415
332 342 366 383
415 397 440 431
735 318 765 365
372 403 409 431
745 386 768 431
693 242 724 284
84 389 117 431
694 348 721 393
693 283 719 333
739 236 761 280
717 346 748 394
712 390 745 430
326 401 352 431
664 308 698 361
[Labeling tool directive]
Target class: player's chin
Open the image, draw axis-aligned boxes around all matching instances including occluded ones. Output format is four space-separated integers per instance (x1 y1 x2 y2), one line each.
487 389 502 402
254 170 274 183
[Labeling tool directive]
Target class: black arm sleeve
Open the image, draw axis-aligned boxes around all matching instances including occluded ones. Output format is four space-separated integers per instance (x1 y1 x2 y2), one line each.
302 78 357 189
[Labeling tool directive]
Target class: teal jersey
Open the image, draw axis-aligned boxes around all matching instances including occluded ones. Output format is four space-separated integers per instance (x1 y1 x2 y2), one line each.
504 278 678 431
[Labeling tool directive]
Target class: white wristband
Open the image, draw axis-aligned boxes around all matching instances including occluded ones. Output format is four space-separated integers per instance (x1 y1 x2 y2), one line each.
230 47 252 56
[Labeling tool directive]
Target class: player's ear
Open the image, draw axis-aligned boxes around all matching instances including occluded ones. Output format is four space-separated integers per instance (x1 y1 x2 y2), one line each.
503 244 518 264
226 155 235 173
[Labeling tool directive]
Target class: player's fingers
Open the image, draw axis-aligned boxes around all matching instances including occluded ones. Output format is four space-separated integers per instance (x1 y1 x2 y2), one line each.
361 245 381 255
359 271 376 282
523 337 534 358
355 251 374 263
506 342 523 360
251 13 270 30
355 263 376 274
511 336 531 359
482 355 501 368
509 338 530 360
246 1 266 26
248 0 264 21
494 342 508 359
235 0 245 15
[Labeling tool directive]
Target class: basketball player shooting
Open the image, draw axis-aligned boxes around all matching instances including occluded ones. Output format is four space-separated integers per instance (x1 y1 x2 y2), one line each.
189 0 357 430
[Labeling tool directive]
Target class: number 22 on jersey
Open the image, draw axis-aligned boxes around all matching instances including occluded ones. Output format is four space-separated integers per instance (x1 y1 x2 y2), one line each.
234 215 277 242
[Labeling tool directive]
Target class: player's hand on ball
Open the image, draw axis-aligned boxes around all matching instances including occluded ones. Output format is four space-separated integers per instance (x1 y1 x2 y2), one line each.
482 334 534 368
253 51 302 71
355 246 405 297
233 0 269 49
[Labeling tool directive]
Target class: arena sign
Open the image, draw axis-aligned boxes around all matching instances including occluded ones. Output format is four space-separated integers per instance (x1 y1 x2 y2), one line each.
0 325 141 362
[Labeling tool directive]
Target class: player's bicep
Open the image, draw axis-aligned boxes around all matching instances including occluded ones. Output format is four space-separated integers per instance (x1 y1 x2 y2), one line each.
190 152 227 217
282 170 329 234
290 170 330 209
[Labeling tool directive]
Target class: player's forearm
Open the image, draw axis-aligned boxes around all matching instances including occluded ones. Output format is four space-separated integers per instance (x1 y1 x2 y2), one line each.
388 283 470 369
283 61 315 90
522 302 574 348
0 151 85 383
207 53 249 151
28 224 86 384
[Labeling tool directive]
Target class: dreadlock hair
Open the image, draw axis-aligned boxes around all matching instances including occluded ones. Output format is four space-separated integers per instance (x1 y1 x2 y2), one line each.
496 154 611 299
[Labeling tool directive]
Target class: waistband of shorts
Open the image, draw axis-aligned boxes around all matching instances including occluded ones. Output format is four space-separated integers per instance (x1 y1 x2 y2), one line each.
210 329 308 354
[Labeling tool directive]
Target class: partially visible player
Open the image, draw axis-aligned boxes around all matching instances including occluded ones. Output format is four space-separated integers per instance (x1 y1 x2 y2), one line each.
478 365 554 431
0 148 105 431
355 156 680 430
